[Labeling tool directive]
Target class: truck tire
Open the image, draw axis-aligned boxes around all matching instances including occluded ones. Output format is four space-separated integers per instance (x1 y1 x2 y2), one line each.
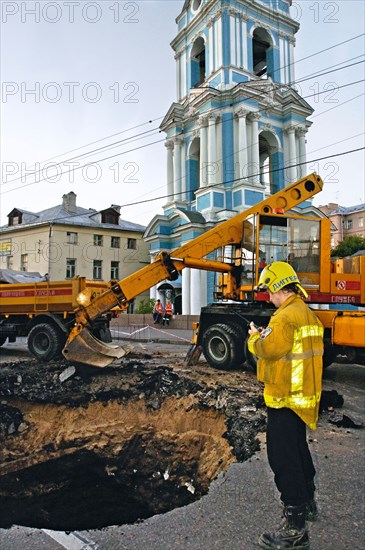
202 323 245 370
28 323 66 362
323 337 338 369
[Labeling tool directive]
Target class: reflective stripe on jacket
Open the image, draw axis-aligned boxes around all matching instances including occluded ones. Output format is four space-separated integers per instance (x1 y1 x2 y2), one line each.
165 302 173 315
248 294 324 429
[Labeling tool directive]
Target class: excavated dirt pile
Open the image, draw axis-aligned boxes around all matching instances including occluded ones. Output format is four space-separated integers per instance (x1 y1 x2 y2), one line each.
0 352 265 531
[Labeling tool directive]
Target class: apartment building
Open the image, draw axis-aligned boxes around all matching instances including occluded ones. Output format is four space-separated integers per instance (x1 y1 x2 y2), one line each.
0 192 150 305
318 202 365 247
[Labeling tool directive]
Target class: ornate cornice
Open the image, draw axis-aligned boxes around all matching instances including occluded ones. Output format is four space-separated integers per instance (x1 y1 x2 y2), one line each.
248 112 261 122
165 140 174 150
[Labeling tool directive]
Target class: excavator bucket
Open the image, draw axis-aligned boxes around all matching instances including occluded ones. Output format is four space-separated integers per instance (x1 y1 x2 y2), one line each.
62 327 128 368
184 344 203 366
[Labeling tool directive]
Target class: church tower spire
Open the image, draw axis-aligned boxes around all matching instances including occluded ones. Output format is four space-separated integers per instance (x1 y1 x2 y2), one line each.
145 0 314 314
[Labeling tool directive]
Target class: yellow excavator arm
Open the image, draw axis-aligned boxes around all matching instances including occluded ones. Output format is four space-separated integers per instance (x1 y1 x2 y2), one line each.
62 173 323 367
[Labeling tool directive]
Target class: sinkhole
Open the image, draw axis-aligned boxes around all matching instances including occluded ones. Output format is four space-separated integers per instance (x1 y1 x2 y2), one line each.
0 359 265 530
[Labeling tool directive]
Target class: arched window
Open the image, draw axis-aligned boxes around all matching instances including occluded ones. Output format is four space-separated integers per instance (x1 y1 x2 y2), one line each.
259 131 280 193
252 28 273 78
187 137 200 199
190 36 206 87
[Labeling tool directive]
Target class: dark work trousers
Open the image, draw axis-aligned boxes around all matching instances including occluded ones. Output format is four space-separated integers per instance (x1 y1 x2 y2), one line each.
266 407 316 506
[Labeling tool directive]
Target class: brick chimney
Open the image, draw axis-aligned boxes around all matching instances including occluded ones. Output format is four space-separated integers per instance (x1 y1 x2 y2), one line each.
62 191 77 213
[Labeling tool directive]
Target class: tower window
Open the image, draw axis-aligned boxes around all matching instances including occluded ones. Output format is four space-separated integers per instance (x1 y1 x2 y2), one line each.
190 37 206 87
252 28 272 78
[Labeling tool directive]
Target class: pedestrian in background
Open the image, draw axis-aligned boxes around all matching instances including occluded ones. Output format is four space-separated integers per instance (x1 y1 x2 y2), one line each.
152 299 164 324
248 261 324 550
162 299 174 326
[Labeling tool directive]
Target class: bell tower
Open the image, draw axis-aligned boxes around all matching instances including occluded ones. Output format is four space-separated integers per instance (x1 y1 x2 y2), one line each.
145 0 314 314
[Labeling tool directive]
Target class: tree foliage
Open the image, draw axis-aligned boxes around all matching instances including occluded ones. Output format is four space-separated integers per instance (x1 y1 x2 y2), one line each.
331 235 365 257
134 298 155 314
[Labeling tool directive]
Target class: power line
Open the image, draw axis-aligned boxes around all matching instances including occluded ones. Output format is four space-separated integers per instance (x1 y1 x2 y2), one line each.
2 88 363 198
3 74 364 192
117 147 365 209
3 33 364 188
2 146 363 226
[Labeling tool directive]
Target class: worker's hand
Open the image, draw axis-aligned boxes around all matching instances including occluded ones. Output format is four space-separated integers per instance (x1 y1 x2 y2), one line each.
248 321 260 336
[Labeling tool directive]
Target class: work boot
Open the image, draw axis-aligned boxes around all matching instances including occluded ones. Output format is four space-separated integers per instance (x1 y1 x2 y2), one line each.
258 504 309 549
306 499 318 522
281 498 318 522
305 481 318 522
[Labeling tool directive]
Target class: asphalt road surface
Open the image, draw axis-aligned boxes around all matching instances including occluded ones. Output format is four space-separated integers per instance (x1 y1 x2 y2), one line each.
0 342 364 550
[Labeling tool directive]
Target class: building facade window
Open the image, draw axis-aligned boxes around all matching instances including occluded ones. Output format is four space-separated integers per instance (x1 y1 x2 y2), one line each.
346 219 353 230
93 260 103 280
93 234 103 246
66 258 76 278
111 236 120 248
359 217 364 228
20 254 28 271
67 231 78 244
111 261 120 280
7 256 14 269
127 238 137 249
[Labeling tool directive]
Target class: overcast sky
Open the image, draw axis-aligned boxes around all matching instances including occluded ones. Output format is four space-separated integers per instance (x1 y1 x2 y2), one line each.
1 0 364 227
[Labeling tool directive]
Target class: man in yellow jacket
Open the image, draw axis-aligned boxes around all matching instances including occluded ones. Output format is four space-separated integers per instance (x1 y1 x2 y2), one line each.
248 261 324 550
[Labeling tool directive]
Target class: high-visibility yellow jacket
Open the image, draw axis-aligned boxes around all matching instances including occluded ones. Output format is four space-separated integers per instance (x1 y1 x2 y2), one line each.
248 295 324 429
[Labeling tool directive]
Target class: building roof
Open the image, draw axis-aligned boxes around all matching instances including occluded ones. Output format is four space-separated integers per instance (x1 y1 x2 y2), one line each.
327 203 365 216
1 196 146 234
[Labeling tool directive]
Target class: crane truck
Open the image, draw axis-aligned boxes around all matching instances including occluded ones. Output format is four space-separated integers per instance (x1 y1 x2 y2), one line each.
1 173 364 368
0 278 116 361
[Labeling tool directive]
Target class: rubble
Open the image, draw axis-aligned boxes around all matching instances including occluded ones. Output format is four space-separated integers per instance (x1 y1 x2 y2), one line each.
0 354 265 531
59 366 76 383
328 412 363 429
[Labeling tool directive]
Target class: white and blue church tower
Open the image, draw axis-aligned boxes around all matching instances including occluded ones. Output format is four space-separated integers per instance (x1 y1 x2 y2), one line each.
144 0 314 314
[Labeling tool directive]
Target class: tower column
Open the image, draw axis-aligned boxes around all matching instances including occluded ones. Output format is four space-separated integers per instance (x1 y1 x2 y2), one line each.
182 268 191 314
286 126 298 182
190 269 201 314
200 271 207 309
165 140 174 201
278 31 286 83
288 37 296 83
207 113 218 186
207 21 214 74
240 14 248 70
228 8 239 67
249 112 260 184
297 126 307 178
198 115 208 187
175 52 181 101
216 11 223 69
174 137 182 197
236 108 248 179
181 138 186 200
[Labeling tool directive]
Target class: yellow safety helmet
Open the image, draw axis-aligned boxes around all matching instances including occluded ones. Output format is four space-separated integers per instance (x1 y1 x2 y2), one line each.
255 261 308 298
